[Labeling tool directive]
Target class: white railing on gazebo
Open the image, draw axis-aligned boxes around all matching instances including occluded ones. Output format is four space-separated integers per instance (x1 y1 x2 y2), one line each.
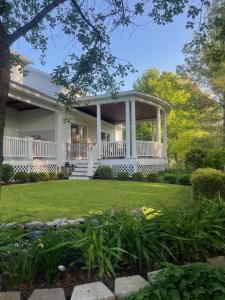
3 136 56 160
136 141 162 157
101 141 126 158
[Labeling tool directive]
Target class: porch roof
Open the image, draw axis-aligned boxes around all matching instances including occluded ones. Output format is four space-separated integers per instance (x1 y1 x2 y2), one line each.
75 90 171 124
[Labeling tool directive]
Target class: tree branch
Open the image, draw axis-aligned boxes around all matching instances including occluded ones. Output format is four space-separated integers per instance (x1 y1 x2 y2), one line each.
8 0 67 45
70 0 102 39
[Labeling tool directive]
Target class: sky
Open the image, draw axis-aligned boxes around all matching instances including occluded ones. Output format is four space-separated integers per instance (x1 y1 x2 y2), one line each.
13 12 193 91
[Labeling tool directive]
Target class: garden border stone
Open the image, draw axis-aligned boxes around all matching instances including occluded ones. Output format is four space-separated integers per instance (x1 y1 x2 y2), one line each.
71 281 115 300
28 288 66 300
114 275 148 299
0 292 20 300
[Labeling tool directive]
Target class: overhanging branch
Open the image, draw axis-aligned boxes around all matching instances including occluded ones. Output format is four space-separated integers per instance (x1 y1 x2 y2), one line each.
8 0 67 45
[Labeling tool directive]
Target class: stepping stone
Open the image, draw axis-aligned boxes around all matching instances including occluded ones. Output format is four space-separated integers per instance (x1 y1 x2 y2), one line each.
25 221 45 229
28 288 65 300
71 282 115 300
114 275 148 299
0 292 20 300
207 256 225 268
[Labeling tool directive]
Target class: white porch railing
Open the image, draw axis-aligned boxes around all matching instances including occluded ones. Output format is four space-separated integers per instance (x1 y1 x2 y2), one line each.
136 141 162 157
3 136 28 158
33 140 56 158
3 136 56 160
101 141 126 158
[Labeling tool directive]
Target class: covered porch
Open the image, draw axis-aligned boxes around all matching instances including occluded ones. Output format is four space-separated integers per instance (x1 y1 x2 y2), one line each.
74 91 170 160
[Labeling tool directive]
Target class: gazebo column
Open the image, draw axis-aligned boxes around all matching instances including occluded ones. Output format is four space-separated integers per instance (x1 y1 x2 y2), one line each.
156 106 161 142
96 104 101 145
125 100 131 158
131 100 137 158
163 111 167 158
152 121 155 141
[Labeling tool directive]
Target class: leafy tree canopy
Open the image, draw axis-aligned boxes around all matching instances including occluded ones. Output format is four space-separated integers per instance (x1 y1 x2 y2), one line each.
134 68 219 161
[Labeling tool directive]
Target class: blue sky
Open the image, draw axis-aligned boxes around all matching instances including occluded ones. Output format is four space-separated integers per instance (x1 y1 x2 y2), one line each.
14 13 192 91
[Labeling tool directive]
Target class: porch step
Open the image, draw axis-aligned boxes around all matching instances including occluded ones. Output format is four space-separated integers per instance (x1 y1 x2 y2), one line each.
69 161 99 180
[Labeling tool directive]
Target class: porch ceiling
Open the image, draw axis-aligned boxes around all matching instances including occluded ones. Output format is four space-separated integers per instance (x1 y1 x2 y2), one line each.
7 97 39 111
76 101 157 124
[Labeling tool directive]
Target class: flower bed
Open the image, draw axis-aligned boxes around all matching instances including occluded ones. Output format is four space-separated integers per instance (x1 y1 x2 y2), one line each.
1 200 225 298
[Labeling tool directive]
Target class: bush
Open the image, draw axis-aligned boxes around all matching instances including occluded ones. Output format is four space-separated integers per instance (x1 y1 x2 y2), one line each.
204 148 225 170
146 173 160 182
179 174 191 185
58 172 65 180
29 172 41 182
98 166 112 179
126 263 225 300
185 147 207 170
132 172 144 181
48 172 58 180
39 172 50 181
191 168 225 200
163 174 176 184
117 172 129 181
14 172 29 183
1 164 14 183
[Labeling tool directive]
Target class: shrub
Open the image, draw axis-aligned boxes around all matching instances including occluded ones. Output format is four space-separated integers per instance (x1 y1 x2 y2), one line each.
117 172 129 181
179 174 191 185
1 164 14 183
204 148 225 170
146 173 159 182
185 147 207 170
126 263 225 300
48 172 58 180
98 166 112 179
58 172 65 180
29 172 41 182
163 174 176 184
14 172 29 183
132 172 144 181
39 172 50 181
191 168 225 200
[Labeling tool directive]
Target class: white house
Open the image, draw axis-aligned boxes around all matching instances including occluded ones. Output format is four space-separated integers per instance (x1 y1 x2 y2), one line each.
4 60 170 179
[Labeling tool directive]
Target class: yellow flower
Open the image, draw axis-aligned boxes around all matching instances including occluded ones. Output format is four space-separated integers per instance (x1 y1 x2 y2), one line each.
141 207 161 220
88 209 103 216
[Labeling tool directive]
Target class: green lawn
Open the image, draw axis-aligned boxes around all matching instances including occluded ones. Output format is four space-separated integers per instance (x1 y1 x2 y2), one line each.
1 180 191 221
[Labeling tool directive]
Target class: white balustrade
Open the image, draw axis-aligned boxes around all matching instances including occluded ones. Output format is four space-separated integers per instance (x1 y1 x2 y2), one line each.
3 136 28 158
101 141 126 158
33 140 56 158
3 136 56 159
136 141 162 158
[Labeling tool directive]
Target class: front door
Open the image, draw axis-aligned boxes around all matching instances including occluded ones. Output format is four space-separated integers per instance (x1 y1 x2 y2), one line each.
71 124 88 159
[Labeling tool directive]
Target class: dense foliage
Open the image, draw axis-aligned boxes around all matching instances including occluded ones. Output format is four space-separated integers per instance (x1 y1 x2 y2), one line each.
134 68 219 162
1 164 14 183
126 263 225 300
98 166 113 179
1 199 225 289
191 168 225 200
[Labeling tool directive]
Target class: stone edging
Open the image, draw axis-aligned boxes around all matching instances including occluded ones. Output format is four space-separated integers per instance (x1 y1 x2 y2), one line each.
0 256 224 300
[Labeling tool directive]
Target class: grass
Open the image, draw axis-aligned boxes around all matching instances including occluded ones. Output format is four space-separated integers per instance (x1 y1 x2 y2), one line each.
0 180 191 221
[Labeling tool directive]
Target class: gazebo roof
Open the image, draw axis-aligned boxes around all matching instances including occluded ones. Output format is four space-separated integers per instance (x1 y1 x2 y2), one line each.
75 90 171 124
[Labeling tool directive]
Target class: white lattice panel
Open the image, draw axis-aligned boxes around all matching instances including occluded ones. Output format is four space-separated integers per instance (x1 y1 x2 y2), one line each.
13 164 57 174
137 164 164 176
112 165 134 177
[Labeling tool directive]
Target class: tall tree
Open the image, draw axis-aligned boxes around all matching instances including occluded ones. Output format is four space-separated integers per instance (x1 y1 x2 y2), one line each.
0 0 212 177
134 68 218 161
179 0 225 145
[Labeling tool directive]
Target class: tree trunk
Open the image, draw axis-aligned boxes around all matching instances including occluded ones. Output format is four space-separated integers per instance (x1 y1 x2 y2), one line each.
222 94 225 148
0 23 10 182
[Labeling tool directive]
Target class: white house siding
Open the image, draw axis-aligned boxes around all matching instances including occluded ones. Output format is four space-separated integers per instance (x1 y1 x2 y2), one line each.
5 107 55 141
19 108 55 141
5 107 20 137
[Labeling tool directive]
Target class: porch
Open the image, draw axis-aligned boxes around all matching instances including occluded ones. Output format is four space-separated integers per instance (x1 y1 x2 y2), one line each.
68 91 170 179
